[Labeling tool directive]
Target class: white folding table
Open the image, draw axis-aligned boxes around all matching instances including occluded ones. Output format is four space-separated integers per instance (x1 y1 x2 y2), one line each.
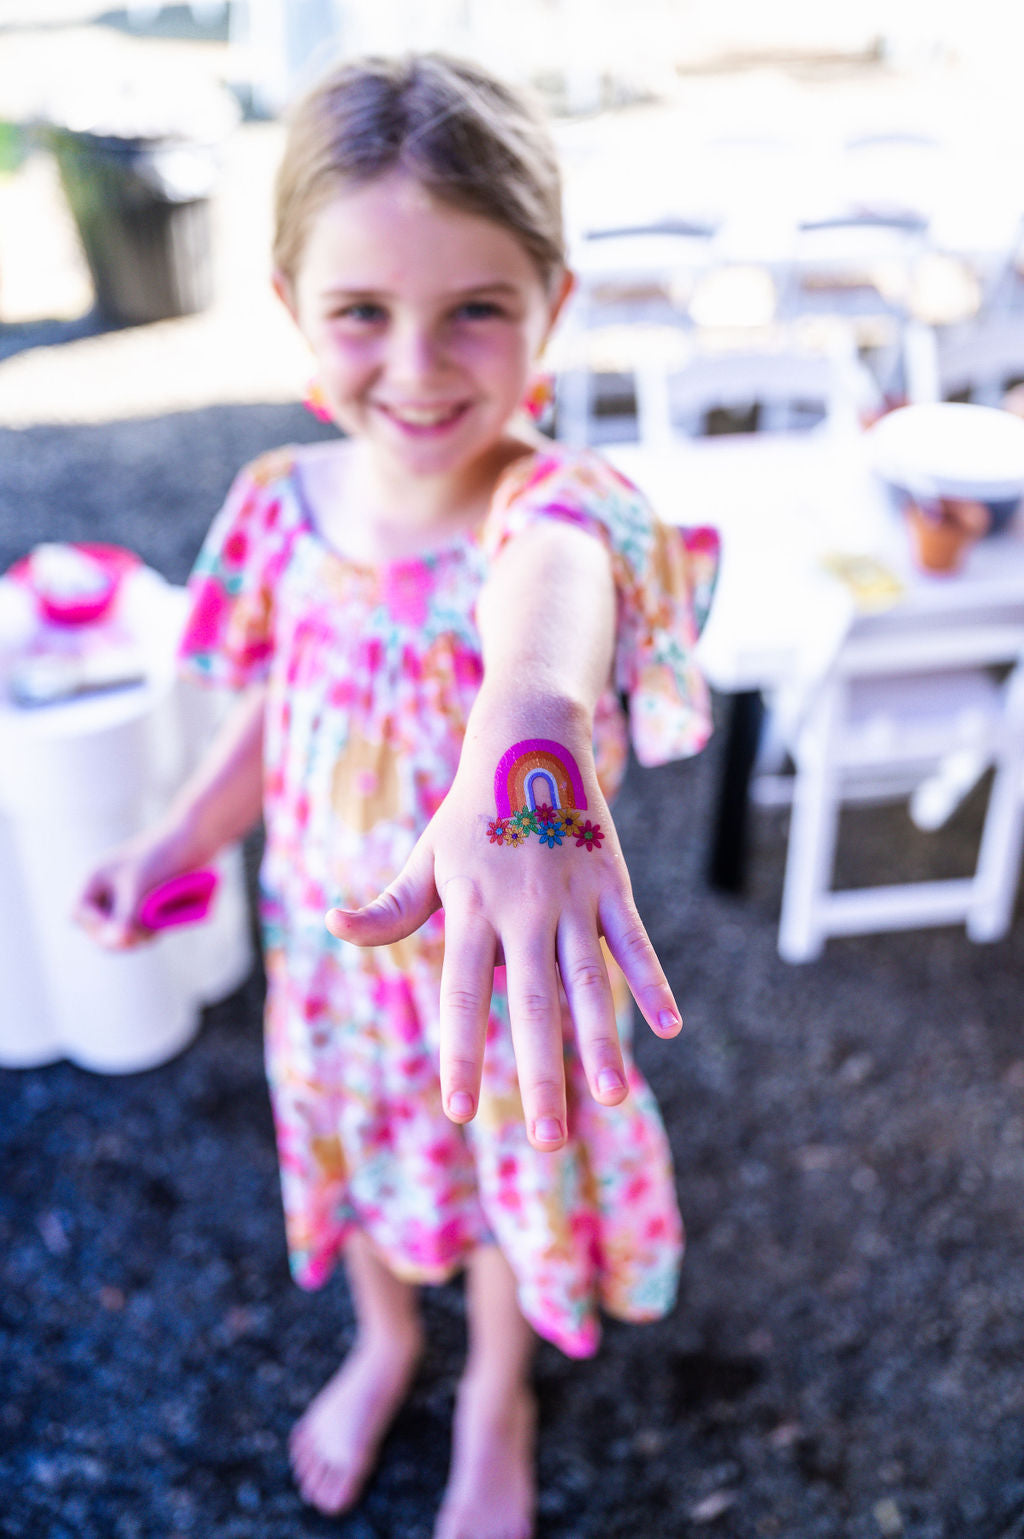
608 426 1024 889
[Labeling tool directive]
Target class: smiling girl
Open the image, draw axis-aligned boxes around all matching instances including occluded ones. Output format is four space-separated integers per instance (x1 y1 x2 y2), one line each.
76 53 712 1538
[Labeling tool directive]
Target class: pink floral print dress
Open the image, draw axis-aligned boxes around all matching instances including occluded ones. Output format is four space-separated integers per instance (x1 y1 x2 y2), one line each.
178 442 713 1358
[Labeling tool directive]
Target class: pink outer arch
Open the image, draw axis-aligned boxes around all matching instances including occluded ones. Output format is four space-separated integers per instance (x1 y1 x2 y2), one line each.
493 738 588 820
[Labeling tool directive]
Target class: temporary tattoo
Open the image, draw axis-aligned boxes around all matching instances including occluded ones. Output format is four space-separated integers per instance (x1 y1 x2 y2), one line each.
490 739 602 851
574 820 604 852
494 738 587 820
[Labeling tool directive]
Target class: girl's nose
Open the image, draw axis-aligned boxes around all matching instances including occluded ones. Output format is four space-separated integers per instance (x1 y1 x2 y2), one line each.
388 322 447 388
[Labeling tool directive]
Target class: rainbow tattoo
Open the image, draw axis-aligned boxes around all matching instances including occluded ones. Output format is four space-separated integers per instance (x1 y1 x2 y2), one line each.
487 739 604 852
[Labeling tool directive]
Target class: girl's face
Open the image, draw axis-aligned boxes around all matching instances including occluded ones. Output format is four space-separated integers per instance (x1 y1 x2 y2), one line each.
279 172 572 489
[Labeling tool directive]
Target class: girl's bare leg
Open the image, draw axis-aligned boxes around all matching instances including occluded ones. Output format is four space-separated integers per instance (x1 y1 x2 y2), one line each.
290 1232 424 1515
434 1245 537 1539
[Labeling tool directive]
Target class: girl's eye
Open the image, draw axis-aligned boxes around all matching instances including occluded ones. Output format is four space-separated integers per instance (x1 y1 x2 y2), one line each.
455 300 505 321
335 302 386 325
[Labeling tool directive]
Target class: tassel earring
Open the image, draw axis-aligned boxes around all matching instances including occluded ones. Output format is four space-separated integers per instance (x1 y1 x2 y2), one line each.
304 378 334 423
521 371 555 425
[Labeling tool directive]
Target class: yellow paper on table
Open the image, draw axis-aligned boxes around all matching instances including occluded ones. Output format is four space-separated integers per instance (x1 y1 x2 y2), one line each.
820 551 905 613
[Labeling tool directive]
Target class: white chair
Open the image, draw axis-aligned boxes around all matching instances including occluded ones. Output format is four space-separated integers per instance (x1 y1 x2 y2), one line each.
775 203 931 404
839 131 946 198
906 312 1024 408
558 319 879 452
928 210 1024 328
775 598 1024 962
779 210 928 318
555 221 716 447
657 329 877 444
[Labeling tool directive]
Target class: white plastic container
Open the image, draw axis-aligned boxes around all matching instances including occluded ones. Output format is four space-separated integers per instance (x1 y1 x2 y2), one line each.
0 568 253 1073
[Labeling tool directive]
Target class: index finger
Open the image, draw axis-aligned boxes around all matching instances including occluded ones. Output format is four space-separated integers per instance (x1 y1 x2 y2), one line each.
599 892 683 1039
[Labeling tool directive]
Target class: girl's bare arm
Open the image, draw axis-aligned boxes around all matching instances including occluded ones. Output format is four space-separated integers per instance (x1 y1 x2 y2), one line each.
327 522 682 1151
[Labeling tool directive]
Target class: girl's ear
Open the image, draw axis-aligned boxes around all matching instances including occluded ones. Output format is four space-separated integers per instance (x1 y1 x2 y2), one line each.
543 267 576 346
272 269 299 323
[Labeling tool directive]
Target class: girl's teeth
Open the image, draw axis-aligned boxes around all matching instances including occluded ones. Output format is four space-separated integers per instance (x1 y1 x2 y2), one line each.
392 406 458 426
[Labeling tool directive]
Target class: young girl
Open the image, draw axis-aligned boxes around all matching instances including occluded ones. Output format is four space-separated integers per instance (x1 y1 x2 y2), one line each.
76 53 712 1539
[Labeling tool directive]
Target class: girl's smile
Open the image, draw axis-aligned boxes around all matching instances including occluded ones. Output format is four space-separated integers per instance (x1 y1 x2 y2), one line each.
277 173 571 503
374 399 471 438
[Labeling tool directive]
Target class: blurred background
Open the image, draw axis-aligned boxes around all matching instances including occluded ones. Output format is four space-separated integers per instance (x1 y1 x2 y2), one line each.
2 0 1024 425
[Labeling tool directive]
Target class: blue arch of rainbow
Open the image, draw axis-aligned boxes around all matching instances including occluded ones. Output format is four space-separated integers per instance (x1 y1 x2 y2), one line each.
493 738 588 820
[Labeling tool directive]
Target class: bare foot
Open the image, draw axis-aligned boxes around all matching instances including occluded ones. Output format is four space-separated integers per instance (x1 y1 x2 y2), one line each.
289 1324 423 1515
433 1372 536 1539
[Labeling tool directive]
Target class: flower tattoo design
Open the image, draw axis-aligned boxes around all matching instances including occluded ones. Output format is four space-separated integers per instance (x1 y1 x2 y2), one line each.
488 738 603 852
575 820 604 852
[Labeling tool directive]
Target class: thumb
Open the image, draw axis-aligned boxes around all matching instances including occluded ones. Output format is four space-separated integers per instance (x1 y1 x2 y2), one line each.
74 868 149 950
326 837 440 947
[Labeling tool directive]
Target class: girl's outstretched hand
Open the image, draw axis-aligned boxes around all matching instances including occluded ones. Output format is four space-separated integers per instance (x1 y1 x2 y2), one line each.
325 705 682 1152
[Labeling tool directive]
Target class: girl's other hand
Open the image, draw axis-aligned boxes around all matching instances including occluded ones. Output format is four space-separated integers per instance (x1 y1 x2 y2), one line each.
326 725 683 1153
74 830 192 951
75 685 266 951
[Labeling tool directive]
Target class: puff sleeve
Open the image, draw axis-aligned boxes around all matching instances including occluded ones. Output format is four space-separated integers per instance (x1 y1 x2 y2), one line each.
483 448 717 765
177 450 300 690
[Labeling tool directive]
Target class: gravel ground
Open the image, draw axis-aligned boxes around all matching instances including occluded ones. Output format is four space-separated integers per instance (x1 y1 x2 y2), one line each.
4 407 1024 1539
4 15 1024 1539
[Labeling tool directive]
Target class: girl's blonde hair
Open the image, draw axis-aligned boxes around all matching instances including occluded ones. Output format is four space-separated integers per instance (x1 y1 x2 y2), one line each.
273 52 566 292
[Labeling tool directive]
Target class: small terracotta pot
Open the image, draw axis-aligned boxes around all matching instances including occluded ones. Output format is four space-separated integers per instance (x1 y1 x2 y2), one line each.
905 497 989 574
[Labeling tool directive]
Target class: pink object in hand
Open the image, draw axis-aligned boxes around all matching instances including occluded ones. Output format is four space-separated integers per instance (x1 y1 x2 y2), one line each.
136 869 220 931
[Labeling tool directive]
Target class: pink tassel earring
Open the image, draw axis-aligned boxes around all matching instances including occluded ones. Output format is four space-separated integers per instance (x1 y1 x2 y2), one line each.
304 378 334 423
521 371 555 424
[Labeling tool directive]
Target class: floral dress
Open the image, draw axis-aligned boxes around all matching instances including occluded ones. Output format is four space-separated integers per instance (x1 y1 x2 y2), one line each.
178 442 714 1358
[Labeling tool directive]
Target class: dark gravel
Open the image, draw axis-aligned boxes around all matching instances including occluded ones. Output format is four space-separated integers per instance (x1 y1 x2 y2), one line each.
3 403 1024 1539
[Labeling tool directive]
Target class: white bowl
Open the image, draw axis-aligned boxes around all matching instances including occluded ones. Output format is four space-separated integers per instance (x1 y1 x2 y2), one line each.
868 402 1024 532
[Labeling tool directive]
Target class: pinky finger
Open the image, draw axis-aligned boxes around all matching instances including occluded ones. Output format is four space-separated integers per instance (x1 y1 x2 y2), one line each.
599 895 682 1039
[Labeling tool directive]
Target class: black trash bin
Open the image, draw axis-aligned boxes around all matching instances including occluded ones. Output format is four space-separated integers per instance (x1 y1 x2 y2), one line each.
50 126 221 326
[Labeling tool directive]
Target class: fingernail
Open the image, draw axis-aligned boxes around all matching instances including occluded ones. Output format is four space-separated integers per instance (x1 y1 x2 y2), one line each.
534 1116 564 1144
448 1091 474 1119
597 1068 624 1095
658 1009 682 1032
